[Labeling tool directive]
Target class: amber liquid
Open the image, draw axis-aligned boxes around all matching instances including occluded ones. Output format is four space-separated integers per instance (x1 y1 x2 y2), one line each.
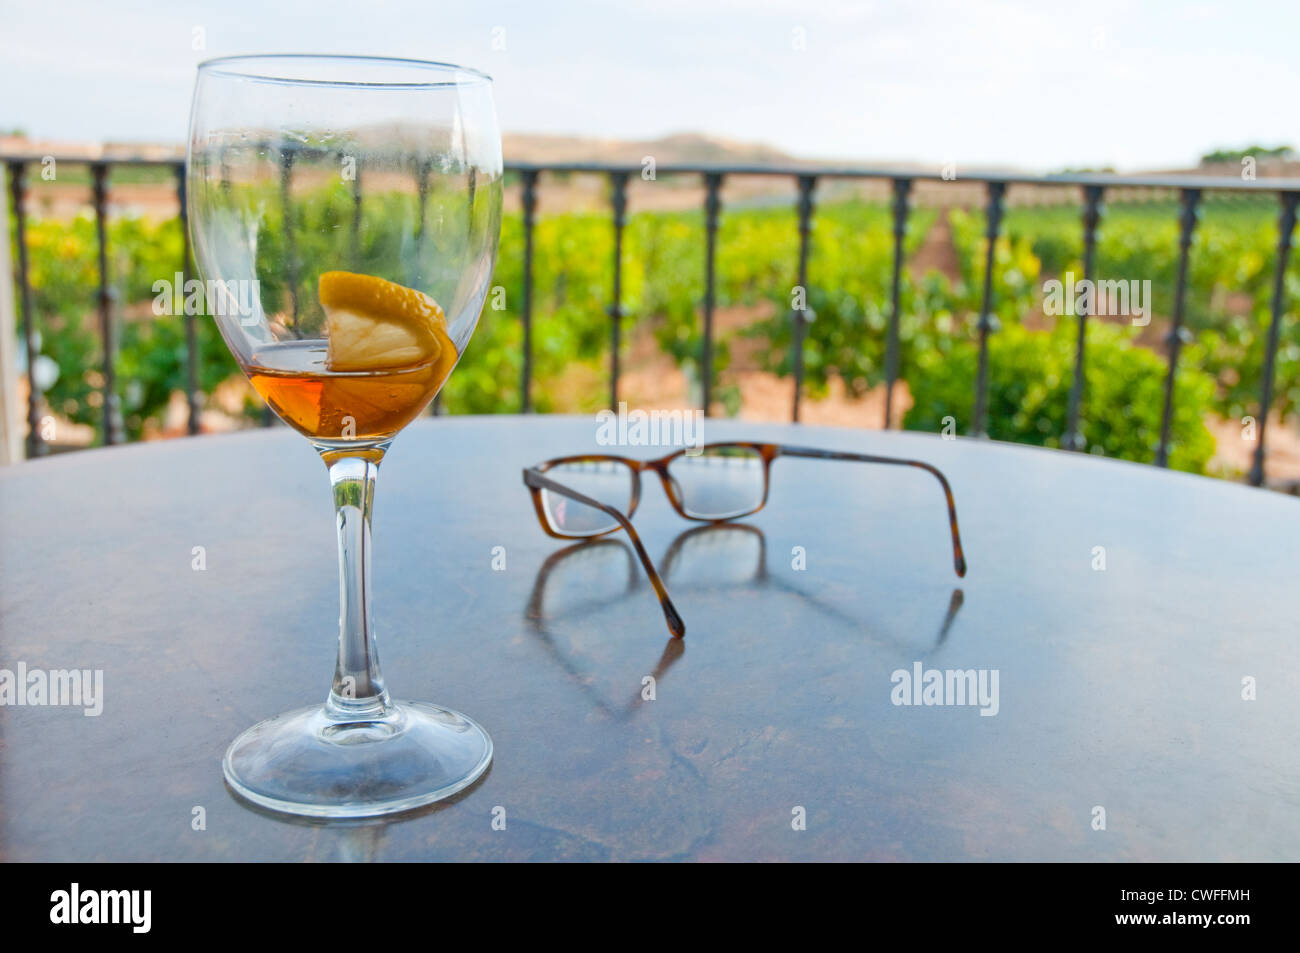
245 340 452 442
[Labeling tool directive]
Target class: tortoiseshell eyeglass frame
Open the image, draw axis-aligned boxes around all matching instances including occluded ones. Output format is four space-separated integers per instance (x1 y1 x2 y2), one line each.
522 442 967 640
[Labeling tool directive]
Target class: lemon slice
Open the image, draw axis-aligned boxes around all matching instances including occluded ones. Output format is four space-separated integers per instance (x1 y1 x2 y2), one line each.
319 271 453 373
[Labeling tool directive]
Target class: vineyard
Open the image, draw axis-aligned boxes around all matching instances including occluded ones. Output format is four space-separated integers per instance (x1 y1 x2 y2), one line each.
12 181 1300 478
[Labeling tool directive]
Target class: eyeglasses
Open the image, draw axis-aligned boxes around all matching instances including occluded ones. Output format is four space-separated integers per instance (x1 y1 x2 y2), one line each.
522 442 967 639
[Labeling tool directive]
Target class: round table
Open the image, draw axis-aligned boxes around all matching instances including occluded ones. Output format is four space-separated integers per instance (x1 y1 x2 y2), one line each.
1 415 1296 861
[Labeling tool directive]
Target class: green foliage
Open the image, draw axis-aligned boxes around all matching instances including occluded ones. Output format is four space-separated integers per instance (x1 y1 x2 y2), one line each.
946 208 1042 322
20 214 241 441
998 197 1297 421
744 204 938 397
1200 145 1294 165
904 320 1217 473
11 179 1289 483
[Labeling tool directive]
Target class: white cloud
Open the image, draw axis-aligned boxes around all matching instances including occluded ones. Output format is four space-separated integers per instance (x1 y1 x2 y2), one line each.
0 0 1296 170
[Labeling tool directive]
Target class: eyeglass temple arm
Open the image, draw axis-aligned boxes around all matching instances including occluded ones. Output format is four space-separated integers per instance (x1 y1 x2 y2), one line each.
522 468 686 638
774 445 967 578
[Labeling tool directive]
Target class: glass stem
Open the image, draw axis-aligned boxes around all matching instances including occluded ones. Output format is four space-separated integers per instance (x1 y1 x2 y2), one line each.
325 454 391 720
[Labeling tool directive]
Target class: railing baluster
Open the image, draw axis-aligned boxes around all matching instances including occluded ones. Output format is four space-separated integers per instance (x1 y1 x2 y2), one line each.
415 159 444 416
267 146 298 427
279 146 299 328
8 161 44 457
415 158 431 253
971 181 1006 437
883 177 912 429
466 165 478 239
1064 185 1104 451
90 163 124 445
519 168 539 413
1248 191 1300 487
791 174 816 423
4 154 1300 466
1154 188 1202 467
701 172 723 416
349 153 363 268
608 171 629 409
174 163 201 436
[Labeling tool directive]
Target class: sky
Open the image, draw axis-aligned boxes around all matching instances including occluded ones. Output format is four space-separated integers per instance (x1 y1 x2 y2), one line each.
1 0 1297 172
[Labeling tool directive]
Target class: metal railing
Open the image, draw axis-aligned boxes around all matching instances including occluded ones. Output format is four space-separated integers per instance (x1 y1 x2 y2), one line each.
4 153 1300 486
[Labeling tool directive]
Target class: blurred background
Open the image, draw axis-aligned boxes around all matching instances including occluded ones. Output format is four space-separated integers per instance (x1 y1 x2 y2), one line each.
2 0 1299 484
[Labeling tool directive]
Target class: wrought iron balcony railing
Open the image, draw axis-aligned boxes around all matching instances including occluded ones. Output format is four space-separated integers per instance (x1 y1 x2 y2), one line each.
3 152 1299 486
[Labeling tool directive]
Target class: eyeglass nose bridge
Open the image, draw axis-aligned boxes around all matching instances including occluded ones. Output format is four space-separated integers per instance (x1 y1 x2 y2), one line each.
641 458 688 517
627 462 646 518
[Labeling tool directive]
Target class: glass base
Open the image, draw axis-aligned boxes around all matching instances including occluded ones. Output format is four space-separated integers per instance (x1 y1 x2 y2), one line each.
223 701 492 819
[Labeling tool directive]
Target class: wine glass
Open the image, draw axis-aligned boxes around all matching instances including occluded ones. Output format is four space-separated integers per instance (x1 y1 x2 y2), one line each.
187 55 503 818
